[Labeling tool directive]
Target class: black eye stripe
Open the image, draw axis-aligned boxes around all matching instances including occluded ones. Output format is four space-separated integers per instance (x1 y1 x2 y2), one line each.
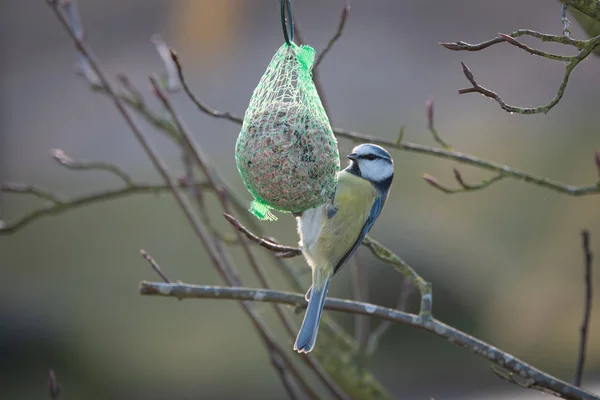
359 154 377 160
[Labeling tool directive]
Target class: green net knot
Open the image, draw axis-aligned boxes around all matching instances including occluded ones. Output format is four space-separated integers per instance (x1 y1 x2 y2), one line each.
249 199 278 222
294 44 316 72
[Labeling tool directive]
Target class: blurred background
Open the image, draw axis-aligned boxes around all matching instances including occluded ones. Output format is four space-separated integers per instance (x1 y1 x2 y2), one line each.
1 0 599 399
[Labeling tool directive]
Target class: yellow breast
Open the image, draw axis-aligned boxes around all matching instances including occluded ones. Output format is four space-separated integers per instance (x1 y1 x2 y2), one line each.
311 171 377 273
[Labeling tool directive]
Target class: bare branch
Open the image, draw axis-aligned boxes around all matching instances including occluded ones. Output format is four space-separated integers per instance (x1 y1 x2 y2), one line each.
351 252 370 364
140 281 600 400
562 0 600 23
52 148 133 185
46 4 311 397
562 4 572 38
224 212 433 323
497 33 573 61
575 230 594 387
2 182 65 204
366 277 413 356
147 76 348 400
0 180 209 234
151 34 181 92
62 0 99 85
440 29 587 52
153 72 600 196
423 169 505 194
170 50 243 125
223 213 302 258
139 249 171 283
490 365 537 391
48 369 60 400
314 1 351 69
426 99 452 150
337 127 600 196
223 210 432 323
445 30 600 114
361 236 433 319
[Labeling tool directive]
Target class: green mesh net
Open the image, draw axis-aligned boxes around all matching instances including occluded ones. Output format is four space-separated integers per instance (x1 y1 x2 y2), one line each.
235 42 340 221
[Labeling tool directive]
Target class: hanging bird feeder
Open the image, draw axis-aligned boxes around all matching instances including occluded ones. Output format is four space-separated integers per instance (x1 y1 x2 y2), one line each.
235 0 340 221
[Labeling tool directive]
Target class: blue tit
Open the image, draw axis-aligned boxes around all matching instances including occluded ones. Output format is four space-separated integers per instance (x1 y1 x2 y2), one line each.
293 143 394 353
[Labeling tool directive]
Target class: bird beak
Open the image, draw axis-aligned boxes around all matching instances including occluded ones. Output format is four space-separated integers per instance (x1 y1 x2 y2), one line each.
347 153 358 161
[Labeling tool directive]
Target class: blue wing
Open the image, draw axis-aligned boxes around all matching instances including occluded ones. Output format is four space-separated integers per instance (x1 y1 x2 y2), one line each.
332 194 384 275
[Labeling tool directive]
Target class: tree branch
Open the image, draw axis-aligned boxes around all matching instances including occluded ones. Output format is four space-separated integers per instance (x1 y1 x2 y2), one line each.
47 2 313 397
314 1 350 70
337 127 600 196
140 281 600 400
149 67 349 399
426 99 452 150
575 230 594 387
223 213 301 258
0 180 208 234
157 63 600 196
442 28 600 114
440 29 588 52
48 369 60 400
139 252 313 400
51 148 134 185
423 169 505 194
366 277 413 356
223 212 434 319
561 0 600 23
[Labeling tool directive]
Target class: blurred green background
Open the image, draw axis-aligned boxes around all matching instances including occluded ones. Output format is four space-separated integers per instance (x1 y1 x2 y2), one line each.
1 0 599 399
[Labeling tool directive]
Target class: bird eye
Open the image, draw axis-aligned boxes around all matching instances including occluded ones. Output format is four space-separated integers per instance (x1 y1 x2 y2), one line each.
363 154 376 160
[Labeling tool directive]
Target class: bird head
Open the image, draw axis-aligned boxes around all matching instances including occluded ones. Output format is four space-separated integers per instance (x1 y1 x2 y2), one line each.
347 143 394 183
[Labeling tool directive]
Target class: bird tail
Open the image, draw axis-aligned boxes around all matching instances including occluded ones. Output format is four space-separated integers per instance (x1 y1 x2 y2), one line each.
293 278 330 353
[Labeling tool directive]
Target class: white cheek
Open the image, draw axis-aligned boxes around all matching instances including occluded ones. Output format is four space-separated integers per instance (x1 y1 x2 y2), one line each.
359 160 390 182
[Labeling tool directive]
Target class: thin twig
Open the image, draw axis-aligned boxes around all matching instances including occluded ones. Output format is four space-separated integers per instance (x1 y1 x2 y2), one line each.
139 249 171 283
170 50 242 124
2 182 65 204
440 29 587 52
150 74 228 240
575 230 593 387
151 34 181 92
223 213 301 257
335 127 600 196
154 80 600 196
351 251 370 364
422 170 505 194
561 0 600 23
48 369 60 400
497 33 573 61
445 31 600 114
426 99 452 150
490 365 537 390
367 277 413 355
0 180 209 234
223 212 433 320
150 31 347 400
314 1 351 69
362 236 433 319
52 148 134 185
48 3 306 397
140 281 600 400
291 22 330 116
63 0 99 85
562 4 572 38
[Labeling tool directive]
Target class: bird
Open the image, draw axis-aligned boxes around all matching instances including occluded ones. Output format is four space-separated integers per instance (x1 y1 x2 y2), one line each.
293 143 394 353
